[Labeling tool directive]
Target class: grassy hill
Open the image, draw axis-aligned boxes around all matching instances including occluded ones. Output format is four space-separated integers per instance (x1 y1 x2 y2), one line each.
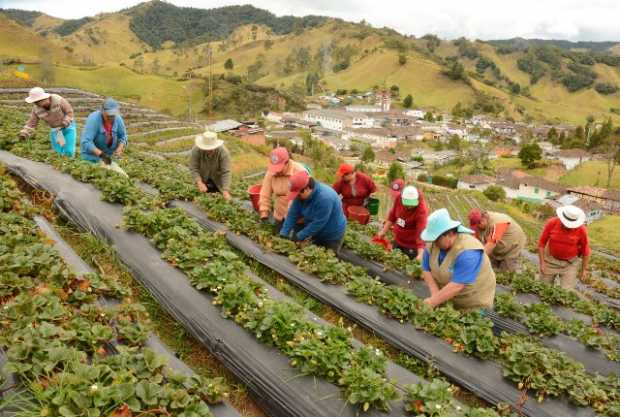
1 1 620 124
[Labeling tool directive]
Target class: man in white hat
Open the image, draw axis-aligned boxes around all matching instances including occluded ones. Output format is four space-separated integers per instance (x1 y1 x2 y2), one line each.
375 185 428 260
189 131 232 200
538 205 590 290
19 87 77 157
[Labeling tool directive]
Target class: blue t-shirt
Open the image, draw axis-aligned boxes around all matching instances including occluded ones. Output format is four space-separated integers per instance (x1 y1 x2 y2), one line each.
422 248 483 285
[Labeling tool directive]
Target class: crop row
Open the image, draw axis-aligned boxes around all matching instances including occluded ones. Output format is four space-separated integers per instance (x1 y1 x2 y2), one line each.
0 170 227 416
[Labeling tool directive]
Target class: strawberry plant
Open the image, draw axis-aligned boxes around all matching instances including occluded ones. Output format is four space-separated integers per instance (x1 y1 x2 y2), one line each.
404 378 454 416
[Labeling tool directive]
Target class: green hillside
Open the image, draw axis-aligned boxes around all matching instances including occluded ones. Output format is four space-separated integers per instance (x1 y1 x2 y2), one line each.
1 1 620 123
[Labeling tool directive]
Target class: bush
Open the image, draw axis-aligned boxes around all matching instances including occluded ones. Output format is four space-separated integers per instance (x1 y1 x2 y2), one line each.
594 82 619 95
483 185 506 202
403 94 413 108
417 174 457 189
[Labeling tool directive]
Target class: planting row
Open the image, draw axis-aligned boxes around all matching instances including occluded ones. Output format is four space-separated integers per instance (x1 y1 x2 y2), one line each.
0 170 229 416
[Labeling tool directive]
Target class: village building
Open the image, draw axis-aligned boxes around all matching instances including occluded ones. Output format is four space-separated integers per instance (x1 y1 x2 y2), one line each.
566 186 620 213
303 109 374 131
548 194 604 224
457 175 495 192
497 170 565 203
555 148 591 170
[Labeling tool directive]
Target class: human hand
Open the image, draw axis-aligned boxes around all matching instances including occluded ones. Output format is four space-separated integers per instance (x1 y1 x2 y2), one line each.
100 153 112 165
222 191 232 201
197 181 208 193
579 269 588 282
539 262 547 276
416 250 423 262
423 298 435 309
18 132 28 140
260 211 269 221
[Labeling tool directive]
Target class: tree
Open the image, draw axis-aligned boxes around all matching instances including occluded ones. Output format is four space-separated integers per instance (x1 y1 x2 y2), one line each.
518 143 543 168
483 185 506 202
362 146 375 162
387 162 405 184
224 58 234 70
547 127 558 143
403 94 413 109
398 53 407 66
390 85 400 97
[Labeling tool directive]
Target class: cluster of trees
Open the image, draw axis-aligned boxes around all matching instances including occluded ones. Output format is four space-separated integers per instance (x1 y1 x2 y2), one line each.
422 34 441 53
128 2 326 49
518 143 543 168
444 59 467 82
53 17 93 36
0 9 42 26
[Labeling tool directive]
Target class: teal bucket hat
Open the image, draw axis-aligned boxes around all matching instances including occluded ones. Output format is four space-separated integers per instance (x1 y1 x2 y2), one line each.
421 208 474 242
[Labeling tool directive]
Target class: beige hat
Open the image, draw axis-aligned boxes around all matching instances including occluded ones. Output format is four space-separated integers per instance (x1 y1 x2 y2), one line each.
25 87 50 104
195 130 223 151
556 205 586 229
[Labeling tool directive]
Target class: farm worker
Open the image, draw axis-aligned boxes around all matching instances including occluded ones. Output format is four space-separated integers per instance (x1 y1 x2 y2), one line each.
80 98 128 176
389 178 405 203
281 170 347 254
258 147 305 232
375 186 428 260
468 209 527 273
18 87 77 158
332 163 376 216
419 208 496 312
538 205 590 290
189 131 232 201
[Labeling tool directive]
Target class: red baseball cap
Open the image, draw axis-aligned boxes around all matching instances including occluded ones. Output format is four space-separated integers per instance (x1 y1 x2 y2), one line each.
288 170 310 201
389 179 405 198
468 209 483 228
336 163 354 177
268 147 290 174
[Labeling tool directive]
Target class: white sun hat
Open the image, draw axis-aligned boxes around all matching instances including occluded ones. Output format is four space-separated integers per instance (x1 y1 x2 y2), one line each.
195 130 223 151
556 205 586 229
25 87 51 104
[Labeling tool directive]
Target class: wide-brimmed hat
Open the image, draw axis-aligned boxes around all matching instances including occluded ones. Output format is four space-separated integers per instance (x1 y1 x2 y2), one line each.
401 186 419 207
268 147 290 174
389 179 404 198
556 205 586 229
195 131 223 151
25 87 50 104
421 208 473 242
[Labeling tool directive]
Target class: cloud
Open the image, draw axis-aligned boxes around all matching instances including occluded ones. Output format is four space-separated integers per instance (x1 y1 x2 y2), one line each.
1 0 619 41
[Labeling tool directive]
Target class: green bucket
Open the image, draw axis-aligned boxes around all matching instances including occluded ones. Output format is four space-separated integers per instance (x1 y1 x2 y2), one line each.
367 197 380 216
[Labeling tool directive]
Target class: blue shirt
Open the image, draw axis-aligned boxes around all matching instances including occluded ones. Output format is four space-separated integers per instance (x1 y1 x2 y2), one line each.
422 248 483 285
280 182 347 243
80 110 127 163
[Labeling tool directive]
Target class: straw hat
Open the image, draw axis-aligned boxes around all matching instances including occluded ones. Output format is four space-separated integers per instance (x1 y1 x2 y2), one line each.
25 87 50 104
556 205 586 229
195 131 223 150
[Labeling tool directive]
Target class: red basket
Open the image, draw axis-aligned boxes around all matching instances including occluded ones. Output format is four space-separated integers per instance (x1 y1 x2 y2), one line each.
248 184 262 212
347 205 370 225
371 236 392 251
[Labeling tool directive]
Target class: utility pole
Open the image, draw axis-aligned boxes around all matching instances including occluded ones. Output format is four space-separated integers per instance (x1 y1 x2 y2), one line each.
208 45 214 116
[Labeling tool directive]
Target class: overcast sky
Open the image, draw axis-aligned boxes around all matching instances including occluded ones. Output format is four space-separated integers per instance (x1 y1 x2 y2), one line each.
1 0 619 42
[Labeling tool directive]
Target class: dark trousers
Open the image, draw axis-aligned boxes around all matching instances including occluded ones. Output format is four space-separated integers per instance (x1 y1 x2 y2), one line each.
393 242 420 259
205 178 220 193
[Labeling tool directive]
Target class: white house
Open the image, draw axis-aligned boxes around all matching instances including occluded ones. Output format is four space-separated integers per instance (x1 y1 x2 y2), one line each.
345 104 383 113
413 150 458 166
404 109 426 119
498 171 565 203
457 175 495 192
303 109 373 131
537 141 557 156
555 149 591 170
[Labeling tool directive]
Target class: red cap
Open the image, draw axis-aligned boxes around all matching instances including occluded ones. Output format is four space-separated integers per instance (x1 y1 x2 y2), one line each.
268 147 290 174
468 209 482 228
288 170 310 201
336 163 354 177
389 179 405 198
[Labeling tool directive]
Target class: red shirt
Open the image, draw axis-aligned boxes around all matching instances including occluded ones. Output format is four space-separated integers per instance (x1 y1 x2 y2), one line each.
538 217 591 260
103 118 113 147
388 190 429 249
332 172 376 211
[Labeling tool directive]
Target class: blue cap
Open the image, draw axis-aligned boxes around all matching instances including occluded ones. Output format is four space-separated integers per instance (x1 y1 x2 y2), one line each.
420 208 474 242
102 97 120 116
